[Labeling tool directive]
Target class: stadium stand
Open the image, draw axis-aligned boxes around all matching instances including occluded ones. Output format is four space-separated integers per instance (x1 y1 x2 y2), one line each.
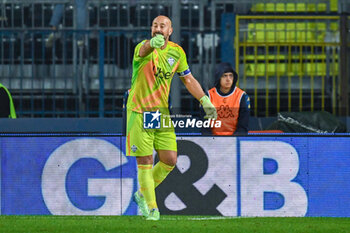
0 0 349 118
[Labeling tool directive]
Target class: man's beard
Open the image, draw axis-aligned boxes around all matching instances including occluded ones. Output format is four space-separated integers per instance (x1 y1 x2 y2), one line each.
153 32 167 39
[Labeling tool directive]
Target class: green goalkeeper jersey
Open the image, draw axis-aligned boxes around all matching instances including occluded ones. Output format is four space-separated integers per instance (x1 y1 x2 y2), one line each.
127 39 191 113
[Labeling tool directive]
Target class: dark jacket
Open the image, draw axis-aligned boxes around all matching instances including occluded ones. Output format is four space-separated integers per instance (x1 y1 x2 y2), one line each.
203 63 250 135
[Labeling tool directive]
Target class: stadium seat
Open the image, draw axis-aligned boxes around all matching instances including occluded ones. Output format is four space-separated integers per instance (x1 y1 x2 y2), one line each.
251 1 337 13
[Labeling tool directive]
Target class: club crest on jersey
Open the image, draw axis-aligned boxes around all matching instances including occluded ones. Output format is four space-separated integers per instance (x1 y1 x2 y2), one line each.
167 57 175 66
131 145 138 152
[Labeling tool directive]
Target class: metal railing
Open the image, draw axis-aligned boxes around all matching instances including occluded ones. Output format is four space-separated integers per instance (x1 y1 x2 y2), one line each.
1 0 230 117
236 15 348 117
1 0 349 117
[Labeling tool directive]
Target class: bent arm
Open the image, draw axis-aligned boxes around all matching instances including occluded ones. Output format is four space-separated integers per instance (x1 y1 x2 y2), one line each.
180 74 206 101
139 40 154 57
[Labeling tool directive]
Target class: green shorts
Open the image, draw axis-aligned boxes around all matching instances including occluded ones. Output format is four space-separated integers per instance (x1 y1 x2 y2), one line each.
126 109 177 156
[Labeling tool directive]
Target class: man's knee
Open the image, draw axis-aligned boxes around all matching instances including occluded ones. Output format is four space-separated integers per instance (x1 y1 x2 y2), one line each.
158 150 177 167
136 155 153 165
167 155 177 167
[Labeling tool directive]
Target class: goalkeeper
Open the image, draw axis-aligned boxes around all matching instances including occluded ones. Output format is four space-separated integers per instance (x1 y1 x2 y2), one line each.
126 15 217 221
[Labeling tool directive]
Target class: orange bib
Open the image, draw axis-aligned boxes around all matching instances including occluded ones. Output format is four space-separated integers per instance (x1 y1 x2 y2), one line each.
208 87 245 135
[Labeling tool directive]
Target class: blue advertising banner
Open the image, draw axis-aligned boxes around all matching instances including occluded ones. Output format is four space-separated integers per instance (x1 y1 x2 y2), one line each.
237 137 350 217
0 137 138 215
1 135 350 217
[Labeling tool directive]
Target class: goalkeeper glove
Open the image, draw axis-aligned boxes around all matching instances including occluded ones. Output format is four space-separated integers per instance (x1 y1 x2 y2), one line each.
200 95 217 120
150 34 165 48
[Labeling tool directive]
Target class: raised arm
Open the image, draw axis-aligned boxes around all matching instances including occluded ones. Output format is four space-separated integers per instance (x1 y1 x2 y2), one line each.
139 35 165 57
139 40 154 57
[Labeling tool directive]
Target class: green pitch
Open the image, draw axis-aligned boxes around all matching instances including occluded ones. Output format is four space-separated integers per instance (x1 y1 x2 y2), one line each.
0 216 349 233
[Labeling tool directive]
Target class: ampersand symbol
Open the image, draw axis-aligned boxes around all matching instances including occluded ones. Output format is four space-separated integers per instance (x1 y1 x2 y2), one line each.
155 140 227 215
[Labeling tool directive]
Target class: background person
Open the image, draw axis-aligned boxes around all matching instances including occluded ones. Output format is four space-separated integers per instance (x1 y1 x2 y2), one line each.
126 15 217 221
206 62 250 135
46 0 87 47
0 82 16 118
